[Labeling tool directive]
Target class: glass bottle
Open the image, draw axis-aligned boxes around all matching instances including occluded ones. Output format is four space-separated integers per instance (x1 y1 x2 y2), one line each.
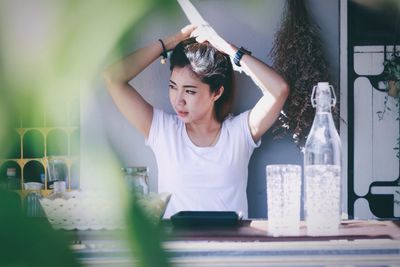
7 167 20 190
122 167 149 197
304 82 342 235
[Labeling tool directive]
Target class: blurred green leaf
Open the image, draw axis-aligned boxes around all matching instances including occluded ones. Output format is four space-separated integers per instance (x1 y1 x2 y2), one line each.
0 189 80 267
127 196 171 267
0 0 178 266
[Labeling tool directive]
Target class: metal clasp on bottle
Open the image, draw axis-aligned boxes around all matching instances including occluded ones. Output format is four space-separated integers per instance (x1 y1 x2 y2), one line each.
311 84 337 108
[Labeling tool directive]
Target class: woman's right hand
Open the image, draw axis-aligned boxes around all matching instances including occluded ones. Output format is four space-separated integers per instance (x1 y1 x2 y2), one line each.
164 24 197 50
189 24 236 56
180 24 197 39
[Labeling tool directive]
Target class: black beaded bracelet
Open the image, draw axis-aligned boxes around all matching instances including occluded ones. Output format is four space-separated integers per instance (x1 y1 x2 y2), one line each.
158 39 167 64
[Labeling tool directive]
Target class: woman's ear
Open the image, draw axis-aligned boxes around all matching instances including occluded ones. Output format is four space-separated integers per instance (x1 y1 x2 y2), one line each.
213 86 224 101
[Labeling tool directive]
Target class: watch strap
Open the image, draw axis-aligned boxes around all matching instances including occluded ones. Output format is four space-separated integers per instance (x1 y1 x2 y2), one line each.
233 47 251 67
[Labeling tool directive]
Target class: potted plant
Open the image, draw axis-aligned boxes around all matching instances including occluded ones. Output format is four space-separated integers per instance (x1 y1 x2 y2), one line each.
383 49 400 97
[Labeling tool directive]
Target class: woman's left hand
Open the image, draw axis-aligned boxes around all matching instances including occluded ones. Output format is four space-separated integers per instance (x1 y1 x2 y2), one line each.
190 24 235 56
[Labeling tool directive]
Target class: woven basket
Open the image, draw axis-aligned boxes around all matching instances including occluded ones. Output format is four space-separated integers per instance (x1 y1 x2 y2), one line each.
40 191 171 230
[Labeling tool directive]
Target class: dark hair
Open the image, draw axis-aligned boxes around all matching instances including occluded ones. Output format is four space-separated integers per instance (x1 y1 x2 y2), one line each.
169 38 235 123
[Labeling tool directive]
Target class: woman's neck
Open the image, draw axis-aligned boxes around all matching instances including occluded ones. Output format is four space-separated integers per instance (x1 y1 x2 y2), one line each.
186 117 222 147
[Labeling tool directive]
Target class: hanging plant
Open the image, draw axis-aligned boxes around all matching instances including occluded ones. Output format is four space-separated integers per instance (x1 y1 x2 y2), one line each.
377 49 400 160
383 49 400 97
269 0 339 148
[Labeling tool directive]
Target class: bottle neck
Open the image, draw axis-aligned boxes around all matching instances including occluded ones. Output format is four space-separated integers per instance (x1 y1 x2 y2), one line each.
315 102 332 113
315 88 333 113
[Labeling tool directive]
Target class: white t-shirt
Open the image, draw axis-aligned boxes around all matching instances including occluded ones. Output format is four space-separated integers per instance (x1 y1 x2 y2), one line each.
145 108 260 218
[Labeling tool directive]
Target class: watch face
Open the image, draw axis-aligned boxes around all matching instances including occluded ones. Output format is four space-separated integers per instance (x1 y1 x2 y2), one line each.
240 47 251 55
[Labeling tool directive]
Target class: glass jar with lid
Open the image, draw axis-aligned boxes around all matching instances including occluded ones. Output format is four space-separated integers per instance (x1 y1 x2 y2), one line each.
122 167 149 197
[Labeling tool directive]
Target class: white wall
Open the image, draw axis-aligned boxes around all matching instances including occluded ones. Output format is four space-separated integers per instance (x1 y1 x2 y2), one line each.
83 0 340 218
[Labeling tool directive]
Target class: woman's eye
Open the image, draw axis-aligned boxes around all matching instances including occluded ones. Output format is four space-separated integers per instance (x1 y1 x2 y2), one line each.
186 90 196 95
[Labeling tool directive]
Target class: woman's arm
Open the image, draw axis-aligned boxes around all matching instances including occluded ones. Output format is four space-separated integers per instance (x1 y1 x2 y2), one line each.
103 25 196 138
239 54 289 142
192 25 289 142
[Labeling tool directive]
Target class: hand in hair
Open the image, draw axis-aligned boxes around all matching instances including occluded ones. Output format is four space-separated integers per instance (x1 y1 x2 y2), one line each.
190 24 235 56
164 24 197 51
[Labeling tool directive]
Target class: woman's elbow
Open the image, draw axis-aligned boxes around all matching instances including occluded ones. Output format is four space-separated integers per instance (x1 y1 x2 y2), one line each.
102 68 114 85
102 68 125 89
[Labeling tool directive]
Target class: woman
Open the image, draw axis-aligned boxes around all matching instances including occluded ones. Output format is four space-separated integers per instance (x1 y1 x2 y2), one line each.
103 24 289 218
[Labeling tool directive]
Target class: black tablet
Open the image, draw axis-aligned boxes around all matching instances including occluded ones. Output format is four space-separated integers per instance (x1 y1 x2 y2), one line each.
170 211 240 227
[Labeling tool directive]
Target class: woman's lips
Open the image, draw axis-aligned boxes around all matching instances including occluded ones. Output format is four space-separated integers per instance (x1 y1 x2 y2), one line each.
177 111 188 117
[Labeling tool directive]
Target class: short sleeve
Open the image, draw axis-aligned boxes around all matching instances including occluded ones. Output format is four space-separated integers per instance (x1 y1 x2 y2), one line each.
239 110 261 149
145 108 162 149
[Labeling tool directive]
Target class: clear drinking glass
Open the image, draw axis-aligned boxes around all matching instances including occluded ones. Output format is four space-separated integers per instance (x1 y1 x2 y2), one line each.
24 182 45 217
47 157 68 189
266 164 302 236
25 191 43 217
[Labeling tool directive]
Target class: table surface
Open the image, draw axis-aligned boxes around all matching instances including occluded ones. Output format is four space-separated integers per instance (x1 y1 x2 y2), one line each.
69 220 400 267
163 219 400 241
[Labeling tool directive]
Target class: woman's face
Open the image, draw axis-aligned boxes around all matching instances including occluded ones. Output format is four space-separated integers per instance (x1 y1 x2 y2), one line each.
169 66 217 123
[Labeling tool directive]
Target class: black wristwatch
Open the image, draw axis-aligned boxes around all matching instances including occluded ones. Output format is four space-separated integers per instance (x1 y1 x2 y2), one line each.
233 46 252 67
